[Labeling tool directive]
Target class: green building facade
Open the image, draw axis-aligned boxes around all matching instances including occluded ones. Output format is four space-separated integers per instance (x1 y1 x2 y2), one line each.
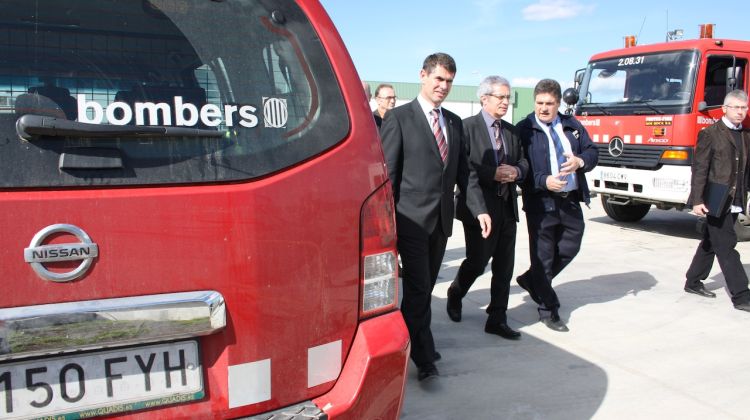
367 81 534 124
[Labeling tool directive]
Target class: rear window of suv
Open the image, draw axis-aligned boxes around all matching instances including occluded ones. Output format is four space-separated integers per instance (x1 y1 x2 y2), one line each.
0 0 349 188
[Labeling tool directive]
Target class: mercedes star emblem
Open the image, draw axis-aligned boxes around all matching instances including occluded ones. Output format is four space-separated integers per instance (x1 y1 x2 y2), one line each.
608 137 624 158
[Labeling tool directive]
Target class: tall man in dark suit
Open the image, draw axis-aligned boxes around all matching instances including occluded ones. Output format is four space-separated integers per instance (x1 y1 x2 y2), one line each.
381 53 491 381
446 76 528 340
684 89 750 311
516 79 598 332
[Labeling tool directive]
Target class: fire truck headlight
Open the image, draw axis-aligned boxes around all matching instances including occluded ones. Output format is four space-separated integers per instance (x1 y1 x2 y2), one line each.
362 252 397 313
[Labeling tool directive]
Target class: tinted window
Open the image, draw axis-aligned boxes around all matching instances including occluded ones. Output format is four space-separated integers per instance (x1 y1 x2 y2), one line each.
0 0 348 188
703 55 747 107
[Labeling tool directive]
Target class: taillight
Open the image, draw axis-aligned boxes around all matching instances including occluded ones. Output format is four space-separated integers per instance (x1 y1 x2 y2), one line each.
360 182 398 318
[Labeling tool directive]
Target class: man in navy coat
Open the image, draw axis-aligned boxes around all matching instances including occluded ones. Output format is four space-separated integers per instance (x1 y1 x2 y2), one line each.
516 79 598 332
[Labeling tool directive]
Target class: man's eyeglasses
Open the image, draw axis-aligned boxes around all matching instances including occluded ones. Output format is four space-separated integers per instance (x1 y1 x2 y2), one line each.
724 104 749 111
487 94 512 102
377 96 397 101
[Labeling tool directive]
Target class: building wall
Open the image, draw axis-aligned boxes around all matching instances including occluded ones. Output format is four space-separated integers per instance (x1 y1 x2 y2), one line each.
367 81 534 124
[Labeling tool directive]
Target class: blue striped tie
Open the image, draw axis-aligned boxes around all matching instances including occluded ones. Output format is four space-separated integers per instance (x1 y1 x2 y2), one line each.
548 123 568 183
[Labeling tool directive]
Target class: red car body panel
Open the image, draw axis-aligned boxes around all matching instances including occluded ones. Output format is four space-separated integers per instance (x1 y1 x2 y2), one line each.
0 1 409 418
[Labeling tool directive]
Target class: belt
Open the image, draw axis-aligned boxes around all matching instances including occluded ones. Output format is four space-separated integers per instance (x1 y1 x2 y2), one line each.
551 190 576 199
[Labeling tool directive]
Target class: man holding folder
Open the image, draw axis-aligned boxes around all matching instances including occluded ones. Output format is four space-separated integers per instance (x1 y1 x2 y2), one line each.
685 89 750 311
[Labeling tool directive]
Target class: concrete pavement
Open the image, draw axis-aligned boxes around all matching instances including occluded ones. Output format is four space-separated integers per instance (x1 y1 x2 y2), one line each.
400 198 750 420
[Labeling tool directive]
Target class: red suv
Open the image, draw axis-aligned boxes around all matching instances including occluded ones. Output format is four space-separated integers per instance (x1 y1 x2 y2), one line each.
0 1 409 418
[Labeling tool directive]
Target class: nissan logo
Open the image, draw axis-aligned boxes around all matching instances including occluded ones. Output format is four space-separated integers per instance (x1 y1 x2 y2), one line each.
24 224 99 282
608 137 624 158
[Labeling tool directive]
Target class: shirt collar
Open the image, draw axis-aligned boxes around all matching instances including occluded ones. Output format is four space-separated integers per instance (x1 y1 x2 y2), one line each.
535 114 560 130
481 109 499 127
722 116 743 130
417 94 440 117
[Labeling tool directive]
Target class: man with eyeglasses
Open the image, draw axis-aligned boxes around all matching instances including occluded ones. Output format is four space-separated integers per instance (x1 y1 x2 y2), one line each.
446 76 528 340
684 89 750 312
373 83 397 129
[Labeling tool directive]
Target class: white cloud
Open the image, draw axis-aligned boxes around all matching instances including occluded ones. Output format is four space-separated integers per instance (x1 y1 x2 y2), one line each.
522 0 595 21
512 77 541 88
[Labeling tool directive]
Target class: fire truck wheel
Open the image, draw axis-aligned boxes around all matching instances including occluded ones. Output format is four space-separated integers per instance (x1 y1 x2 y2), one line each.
601 196 651 222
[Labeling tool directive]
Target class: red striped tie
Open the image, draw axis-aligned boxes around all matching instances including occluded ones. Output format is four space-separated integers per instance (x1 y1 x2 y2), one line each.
431 109 448 162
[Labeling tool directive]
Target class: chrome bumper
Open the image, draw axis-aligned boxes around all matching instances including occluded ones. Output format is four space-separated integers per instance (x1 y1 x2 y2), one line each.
0 290 225 361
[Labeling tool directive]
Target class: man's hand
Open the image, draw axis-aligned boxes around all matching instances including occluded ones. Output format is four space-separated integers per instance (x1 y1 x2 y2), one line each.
545 175 567 192
494 164 518 183
692 203 709 217
560 152 584 176
477 214 492 238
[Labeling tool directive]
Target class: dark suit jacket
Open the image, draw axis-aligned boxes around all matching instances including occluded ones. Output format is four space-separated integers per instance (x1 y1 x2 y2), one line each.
381 99 485 236
373 110 383 129
455 112 528 223
688 121 750 211
518 112 598 214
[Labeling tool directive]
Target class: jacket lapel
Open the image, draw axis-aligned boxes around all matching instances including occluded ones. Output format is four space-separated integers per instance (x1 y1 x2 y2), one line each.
444 114 456 168
478 115 496 166
501 123 513 160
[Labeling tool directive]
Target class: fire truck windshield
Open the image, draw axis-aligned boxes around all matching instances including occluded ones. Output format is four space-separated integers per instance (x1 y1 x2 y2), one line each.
577 50 699 116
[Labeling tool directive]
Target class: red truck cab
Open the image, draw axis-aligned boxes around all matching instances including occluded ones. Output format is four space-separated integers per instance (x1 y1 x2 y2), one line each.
571 27 750 237
0 1 409 418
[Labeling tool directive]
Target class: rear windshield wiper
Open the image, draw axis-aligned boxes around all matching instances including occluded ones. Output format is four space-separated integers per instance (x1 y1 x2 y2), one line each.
16 115 224 140
628 100 664 115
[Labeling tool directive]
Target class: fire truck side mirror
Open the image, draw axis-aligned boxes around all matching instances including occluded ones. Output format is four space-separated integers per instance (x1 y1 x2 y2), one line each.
698 101 708 112
574 68 585 89
563 88 579 106
726 66 742 91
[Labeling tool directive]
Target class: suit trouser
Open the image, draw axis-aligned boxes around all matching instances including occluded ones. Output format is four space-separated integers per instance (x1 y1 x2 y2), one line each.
453 199 516 323
398 222 448 368
686 212 750 304
525 196 585 311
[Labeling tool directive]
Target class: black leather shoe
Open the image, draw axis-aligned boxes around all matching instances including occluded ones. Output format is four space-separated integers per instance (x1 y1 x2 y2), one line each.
417 364 439 381
734 302 750 312
684 284 716 298
433 351 441 361
485 322 521 340
539 310 569 332
517 274 542 304
446 285 462 322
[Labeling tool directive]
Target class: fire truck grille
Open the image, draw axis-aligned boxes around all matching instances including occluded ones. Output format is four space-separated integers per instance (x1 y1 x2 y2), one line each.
595 144 666 169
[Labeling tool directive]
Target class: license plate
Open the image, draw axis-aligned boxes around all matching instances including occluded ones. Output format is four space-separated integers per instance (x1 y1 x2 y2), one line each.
0 340 203 419
600 170 628 182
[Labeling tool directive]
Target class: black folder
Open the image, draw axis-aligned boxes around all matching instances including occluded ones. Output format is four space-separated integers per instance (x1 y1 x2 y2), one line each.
705 181 731 216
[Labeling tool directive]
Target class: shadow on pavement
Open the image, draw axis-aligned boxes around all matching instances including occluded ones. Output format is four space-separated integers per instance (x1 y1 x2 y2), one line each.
517 271 659 325
588 208 700 240
401 296 608 420
400 271 656 419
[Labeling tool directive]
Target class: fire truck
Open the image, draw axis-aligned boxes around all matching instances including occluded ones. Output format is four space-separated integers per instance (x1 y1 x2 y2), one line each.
566 24 750 239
